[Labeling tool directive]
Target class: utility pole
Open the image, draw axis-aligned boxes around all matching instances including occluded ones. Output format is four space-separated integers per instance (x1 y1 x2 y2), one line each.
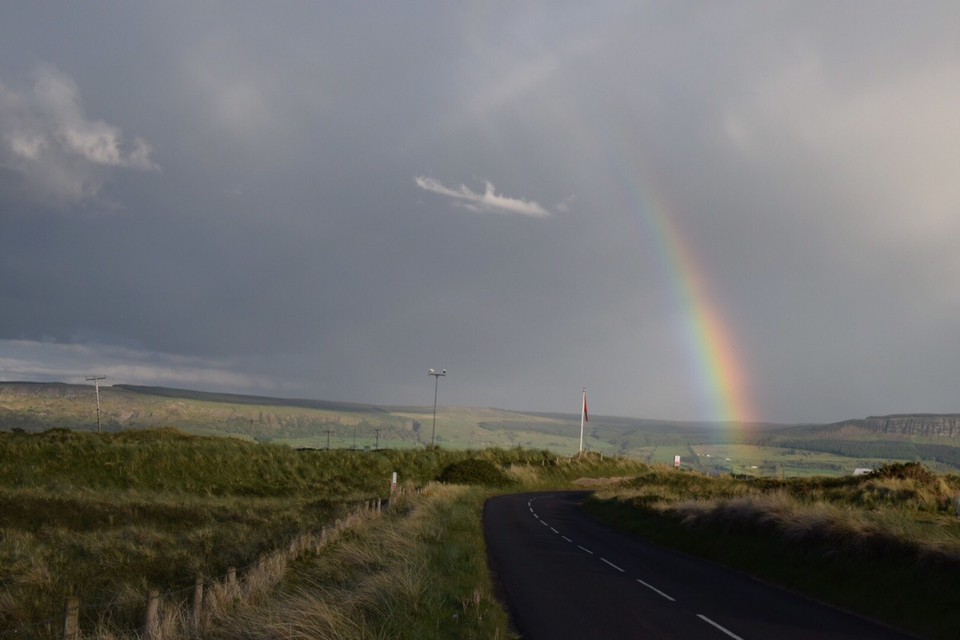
375 428 381 450
428 369 446 448
324 429 333 450
86 376 107 432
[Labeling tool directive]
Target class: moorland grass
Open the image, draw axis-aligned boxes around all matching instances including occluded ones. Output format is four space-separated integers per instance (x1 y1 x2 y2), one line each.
585 462 960 639
0 429 647 637
17 428 953 638
207 484 515 640
0 487 345 635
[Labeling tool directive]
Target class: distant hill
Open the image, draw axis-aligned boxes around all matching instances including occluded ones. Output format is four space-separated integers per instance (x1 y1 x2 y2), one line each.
772 414 960 441
113 384 393 413
764 414 960 472
0 381 793 453
0 381 421 447
2 381 960 473
855 414 960 438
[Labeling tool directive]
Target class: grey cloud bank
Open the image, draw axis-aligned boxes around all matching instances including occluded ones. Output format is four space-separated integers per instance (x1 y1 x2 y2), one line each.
0 65 158 207
1 3 959 424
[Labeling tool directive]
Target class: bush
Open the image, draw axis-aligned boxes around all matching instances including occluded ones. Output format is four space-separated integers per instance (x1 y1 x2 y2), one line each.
870 462 935 484
436 459 512 486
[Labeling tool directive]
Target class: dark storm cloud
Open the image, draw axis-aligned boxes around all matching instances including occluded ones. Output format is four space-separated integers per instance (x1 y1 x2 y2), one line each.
1 3 959 422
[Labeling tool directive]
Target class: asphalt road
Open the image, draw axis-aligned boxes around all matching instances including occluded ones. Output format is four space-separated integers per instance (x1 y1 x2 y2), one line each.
484 491 918 640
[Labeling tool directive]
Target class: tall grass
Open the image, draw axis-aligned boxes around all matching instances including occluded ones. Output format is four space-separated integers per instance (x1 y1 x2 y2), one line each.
0 488 346 634
0 428 648 637
586 462 960 639
0 429 377 635
204 485 514 640
0 426 655 638
0 429 635 497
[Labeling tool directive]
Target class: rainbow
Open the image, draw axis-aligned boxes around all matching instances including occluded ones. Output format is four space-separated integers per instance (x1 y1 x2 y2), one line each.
630 183 755 425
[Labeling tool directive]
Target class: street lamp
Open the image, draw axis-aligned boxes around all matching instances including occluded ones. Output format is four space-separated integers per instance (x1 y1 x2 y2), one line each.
428 368 446 448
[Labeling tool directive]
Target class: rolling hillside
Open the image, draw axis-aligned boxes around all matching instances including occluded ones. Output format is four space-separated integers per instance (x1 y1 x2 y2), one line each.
2 382 959 474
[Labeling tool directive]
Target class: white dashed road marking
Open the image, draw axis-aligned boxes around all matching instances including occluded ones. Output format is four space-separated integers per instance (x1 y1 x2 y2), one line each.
601 557 625 572
528 497 747 640
636 578 676 602
697 614 746 640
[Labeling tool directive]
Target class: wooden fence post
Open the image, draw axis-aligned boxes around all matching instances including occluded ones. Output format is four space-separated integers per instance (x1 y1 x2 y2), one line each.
192 576 204 629
62 596 79 640
144 590 159 640
227 567 238 594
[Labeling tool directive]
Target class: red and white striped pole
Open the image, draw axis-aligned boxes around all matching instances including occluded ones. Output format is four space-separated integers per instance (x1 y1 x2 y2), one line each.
579 387 588 456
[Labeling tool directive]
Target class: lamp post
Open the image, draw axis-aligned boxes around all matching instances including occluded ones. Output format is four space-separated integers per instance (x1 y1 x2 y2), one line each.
428 368 446 448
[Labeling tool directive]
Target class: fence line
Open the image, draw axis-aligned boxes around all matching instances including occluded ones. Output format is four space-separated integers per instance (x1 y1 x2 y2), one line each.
1 497 395 640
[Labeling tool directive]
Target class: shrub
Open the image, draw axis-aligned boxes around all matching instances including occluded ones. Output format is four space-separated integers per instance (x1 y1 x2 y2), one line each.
870 462 935 484
436 459 512 486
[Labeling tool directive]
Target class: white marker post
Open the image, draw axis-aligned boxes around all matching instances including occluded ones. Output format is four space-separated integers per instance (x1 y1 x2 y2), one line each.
390 471 398 494
674 455 681 469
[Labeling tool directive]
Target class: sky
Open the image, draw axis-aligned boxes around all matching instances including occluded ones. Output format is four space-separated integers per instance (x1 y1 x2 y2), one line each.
1 2 959 425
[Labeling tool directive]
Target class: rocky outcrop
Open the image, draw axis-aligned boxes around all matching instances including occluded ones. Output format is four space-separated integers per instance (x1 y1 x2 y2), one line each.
859 414 960 439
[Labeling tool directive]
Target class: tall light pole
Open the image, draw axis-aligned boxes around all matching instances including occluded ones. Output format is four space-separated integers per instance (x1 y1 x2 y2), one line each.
86 376 107 432
428 368 446 448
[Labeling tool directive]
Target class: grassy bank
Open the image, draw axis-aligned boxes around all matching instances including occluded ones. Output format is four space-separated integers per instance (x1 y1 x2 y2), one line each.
11 424 957 638
0 428 369 635
584 463 960 639
205 455 648 639
207 484 513 640
0 428 645 637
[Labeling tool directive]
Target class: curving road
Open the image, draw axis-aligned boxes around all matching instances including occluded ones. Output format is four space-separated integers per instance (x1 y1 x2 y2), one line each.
484 491 918 640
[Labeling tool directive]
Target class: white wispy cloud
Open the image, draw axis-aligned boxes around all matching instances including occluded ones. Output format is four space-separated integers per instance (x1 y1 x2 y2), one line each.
415 176 551 218
554 194 576 213
0 65 158 208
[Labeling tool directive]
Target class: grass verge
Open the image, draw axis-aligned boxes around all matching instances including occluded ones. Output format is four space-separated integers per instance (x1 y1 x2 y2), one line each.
206 484 515 640
584 463 960 639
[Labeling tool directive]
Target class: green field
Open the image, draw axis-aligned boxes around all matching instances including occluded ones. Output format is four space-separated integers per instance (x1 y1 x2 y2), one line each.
4 382 960 476
687 443 889 476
